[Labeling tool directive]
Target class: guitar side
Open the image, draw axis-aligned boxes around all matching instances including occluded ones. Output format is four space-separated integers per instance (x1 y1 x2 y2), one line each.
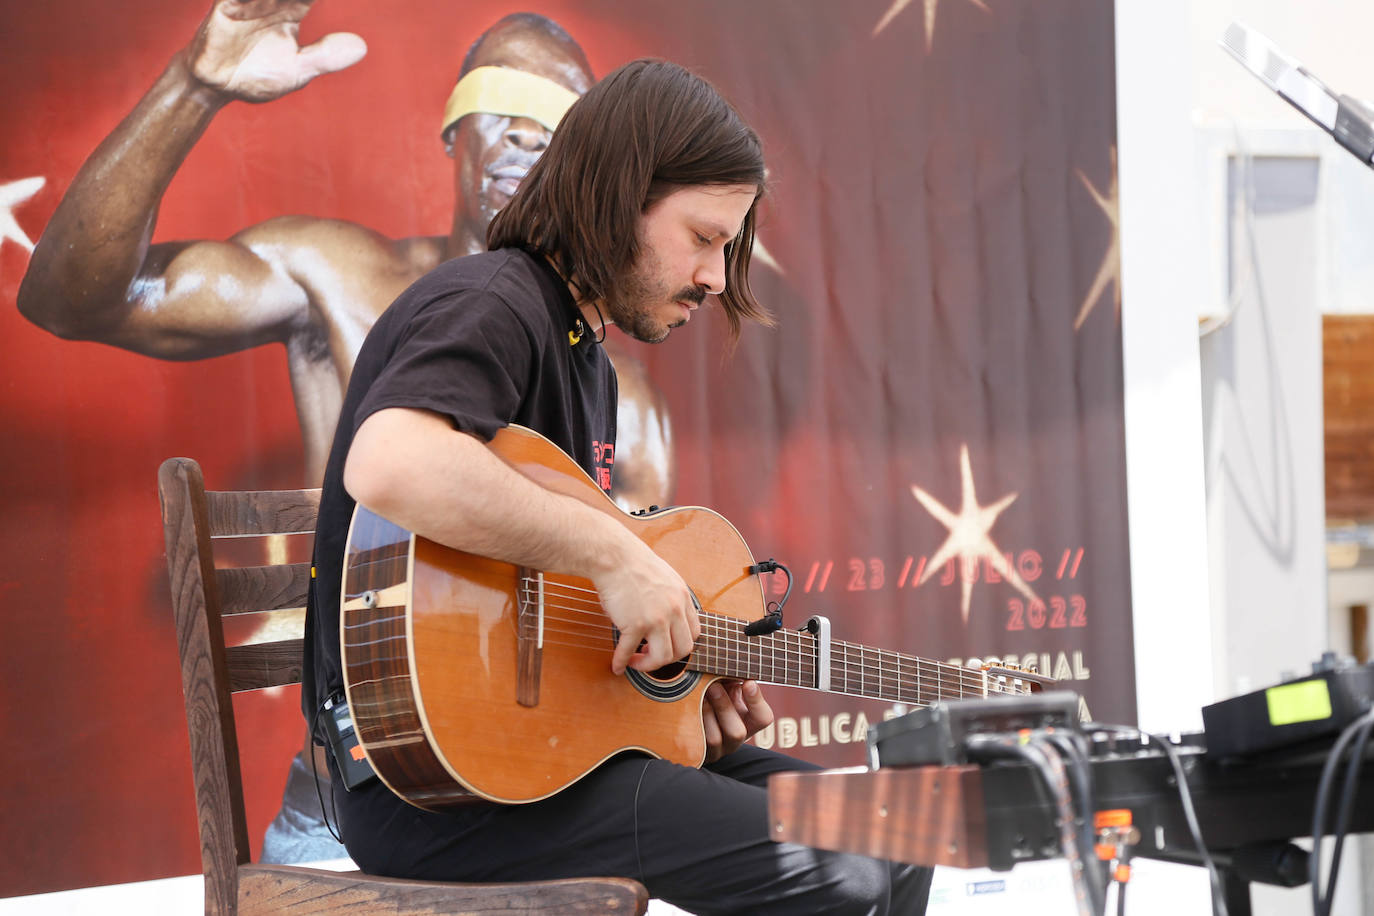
341 425 769 808
340 508 470 808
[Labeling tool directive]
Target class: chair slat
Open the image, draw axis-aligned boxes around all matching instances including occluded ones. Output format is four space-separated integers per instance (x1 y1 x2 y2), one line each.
227 639 305 692
218 564 312 614
207 488 321 537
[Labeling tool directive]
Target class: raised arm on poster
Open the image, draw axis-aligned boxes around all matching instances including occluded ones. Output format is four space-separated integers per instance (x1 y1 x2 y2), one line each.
18 1 367 360
16 2 680 500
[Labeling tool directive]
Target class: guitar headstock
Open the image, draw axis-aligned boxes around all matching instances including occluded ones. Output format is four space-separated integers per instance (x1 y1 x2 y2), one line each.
981 663 1056 695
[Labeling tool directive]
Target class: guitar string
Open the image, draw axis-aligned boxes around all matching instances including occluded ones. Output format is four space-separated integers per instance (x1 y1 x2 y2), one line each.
508 613 1022 700
522 577 1019 689
507 616 822 690
398 528 1030 692
515 584 1018 697
518 578 1008 693
514 582 1023 698
509 628 1019 703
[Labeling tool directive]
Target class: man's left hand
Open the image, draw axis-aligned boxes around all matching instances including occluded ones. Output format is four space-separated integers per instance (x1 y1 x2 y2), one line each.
702 679 774 763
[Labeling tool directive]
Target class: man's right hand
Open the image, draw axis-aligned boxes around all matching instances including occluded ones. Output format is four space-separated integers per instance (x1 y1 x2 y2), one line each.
187 0 367 102
593 535 700 677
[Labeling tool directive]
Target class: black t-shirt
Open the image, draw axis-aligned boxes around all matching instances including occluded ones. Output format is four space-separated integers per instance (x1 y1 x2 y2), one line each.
302 247 617 725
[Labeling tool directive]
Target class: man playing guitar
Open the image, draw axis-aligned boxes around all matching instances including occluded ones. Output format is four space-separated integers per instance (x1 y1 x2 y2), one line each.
304 57 932 914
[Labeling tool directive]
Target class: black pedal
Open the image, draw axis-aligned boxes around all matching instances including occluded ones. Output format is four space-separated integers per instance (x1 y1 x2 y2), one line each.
323 695 378 790
1202 655 1374 758
869 691 1081 767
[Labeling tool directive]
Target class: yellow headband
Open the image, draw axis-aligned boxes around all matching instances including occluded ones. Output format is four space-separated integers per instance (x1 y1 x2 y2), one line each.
441 66 580 137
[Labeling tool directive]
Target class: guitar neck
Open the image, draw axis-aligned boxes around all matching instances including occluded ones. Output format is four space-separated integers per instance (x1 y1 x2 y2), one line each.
690 612 1008 705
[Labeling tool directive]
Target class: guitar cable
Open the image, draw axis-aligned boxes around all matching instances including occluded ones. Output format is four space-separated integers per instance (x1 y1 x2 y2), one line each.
965 731 1105 916
309 698 345 845
1088 723 1228 916
1043 729 1099 888
1309 706 1374 916
743 558 792 636
1141 728 1227 916
950 714 1374 915
1112 849 1133 916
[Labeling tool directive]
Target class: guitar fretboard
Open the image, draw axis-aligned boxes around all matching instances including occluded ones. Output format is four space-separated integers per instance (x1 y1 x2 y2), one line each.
689 610 1020 705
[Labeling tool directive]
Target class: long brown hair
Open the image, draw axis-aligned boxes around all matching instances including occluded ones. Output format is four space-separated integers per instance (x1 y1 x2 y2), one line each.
488 59 772 340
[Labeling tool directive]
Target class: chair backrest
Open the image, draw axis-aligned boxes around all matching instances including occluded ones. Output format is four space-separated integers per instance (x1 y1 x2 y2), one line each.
158 457 649 916
158 457 322 913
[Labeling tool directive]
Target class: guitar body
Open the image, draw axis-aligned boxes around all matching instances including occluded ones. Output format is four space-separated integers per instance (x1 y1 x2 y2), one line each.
340 424 768 809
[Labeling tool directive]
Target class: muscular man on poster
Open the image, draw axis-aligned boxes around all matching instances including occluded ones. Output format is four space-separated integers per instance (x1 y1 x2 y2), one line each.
17 1 671 862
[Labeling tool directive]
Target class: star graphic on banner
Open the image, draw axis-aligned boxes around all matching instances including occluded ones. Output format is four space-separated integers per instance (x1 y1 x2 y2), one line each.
872 0 989 52
753 235 783 275
910 444 1039 623
1073 147 1120 330
0 176 45 255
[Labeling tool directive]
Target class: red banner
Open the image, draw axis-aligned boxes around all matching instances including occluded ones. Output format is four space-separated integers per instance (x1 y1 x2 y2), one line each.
0 0 1126 895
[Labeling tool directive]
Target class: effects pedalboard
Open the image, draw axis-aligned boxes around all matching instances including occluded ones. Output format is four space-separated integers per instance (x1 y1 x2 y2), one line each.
867 690 1082 767
849 657 1374 882
1202 652 1374 757
867 655 1374 765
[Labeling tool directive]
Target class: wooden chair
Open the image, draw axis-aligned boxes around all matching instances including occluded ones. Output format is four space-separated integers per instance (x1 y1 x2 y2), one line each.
158 457 649 916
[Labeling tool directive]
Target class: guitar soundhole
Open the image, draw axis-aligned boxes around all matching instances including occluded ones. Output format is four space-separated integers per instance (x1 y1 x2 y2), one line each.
646 660 688 680
616 591 702 702
616 638 697 700
627 666 699 702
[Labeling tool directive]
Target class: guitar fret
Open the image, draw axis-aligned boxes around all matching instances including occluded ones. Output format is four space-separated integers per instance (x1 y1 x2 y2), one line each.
687 611 1030 703
753 628 761 682
875 647 886 700
880 647 892 701
819 639 990 706
882 647 895 703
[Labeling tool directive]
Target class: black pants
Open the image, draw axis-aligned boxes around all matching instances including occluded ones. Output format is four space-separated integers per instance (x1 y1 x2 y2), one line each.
334 745 932 915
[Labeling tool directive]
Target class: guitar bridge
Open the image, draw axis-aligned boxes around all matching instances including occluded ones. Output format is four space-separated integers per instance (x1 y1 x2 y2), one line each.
516 568 544 707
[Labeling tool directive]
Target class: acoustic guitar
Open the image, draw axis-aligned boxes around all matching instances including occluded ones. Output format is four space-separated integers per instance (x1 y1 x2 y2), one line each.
341 424 1048 810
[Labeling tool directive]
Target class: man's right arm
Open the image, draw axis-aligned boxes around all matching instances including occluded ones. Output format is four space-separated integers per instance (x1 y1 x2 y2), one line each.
16 1 365 358
345 408 701 676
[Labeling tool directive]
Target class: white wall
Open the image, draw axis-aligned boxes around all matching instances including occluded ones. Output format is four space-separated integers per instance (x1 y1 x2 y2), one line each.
1119 0 1374 732
1116 0 1216 736
1199 144 1329 697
